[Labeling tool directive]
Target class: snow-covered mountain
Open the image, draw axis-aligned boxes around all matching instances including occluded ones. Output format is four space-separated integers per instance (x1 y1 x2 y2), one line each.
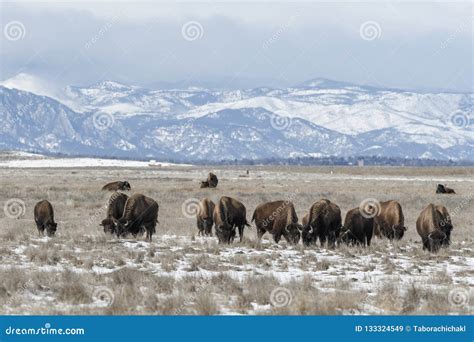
1 76 472 162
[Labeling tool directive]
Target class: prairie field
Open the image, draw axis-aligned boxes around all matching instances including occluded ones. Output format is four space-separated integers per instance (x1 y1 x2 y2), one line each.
0 164 472 315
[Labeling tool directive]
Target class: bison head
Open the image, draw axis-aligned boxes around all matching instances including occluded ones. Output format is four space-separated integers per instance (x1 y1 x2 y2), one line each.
393 225 407 240
301 224 317 246
439 219 453 246
215 223 235 244
46 222 57 237
202 218 214 236
121 181 131 191
283 223 302 244
100 218 116 235
115 218 130 238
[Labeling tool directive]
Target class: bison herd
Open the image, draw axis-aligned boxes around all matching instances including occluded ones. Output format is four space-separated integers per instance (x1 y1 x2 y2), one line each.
31 177 456 253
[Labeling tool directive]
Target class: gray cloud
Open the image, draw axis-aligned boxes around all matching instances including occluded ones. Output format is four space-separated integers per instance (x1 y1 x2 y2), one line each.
1 1 472 91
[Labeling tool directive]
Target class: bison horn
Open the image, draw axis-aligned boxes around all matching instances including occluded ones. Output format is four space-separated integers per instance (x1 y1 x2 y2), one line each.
308 225 313 234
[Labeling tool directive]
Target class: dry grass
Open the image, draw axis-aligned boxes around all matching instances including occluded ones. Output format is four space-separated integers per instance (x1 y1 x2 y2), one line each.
0 165 472 315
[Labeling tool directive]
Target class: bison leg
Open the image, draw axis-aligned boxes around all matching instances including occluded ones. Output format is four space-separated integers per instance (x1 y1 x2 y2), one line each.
273 233 282 244
256 227 266 242
238 225 244 242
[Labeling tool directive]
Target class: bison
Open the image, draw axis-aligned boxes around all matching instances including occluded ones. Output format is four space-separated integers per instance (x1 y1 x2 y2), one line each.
213 196 249 244
252 200 302 245
302 199 341 248
102 181 131 191
34 200 57 237
436 184 456 194
196 198 215 236
416 204 453 252
113 194 159 241
340 208 374 247
100 192 129 235
373 200 407 240
200 173 218 188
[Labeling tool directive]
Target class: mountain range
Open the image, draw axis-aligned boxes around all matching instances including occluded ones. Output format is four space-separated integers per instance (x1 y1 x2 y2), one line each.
1 73 472 162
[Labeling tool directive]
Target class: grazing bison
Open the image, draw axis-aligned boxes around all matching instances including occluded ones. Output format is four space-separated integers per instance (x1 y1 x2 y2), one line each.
100 192 129 235
213 196 249 244
373 200 407 240
200 173 218 188
340 208 374 247
196 198 215 236
302 199 341 248
114 194 159 241
252 200 302 245
34 200 57 237
102 181 131 191
436 184 456 194
416 204 453 252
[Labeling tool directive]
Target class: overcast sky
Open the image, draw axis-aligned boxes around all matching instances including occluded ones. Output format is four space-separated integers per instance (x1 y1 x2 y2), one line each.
1 1 472 91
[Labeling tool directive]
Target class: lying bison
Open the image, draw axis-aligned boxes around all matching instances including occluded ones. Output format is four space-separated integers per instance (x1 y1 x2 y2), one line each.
200 173 218 188
114 194 159 241
100 192 129 235
102 181 131 191
213 196 249 244
436 184 456 194
252 200 302 245
373 200 407 240
302 199 341 248
340 208 374 247
34 200 58 237
416 204 453 252
196 198 215 236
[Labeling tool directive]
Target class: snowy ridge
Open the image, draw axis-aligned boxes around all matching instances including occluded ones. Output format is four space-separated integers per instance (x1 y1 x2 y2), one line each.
0 76 472 161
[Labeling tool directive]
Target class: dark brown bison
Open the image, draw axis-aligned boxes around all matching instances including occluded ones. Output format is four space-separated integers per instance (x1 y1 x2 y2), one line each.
34 200 57 237
101 181 131 191
196 198 215 236
100 192 129 235
302 199 341 248
213 196 249 244
114 194 159 241
340 208 374 247
373 200 407 240
252 200 302 245
200 173 218 188
416 204 453 252
436 184 456 194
